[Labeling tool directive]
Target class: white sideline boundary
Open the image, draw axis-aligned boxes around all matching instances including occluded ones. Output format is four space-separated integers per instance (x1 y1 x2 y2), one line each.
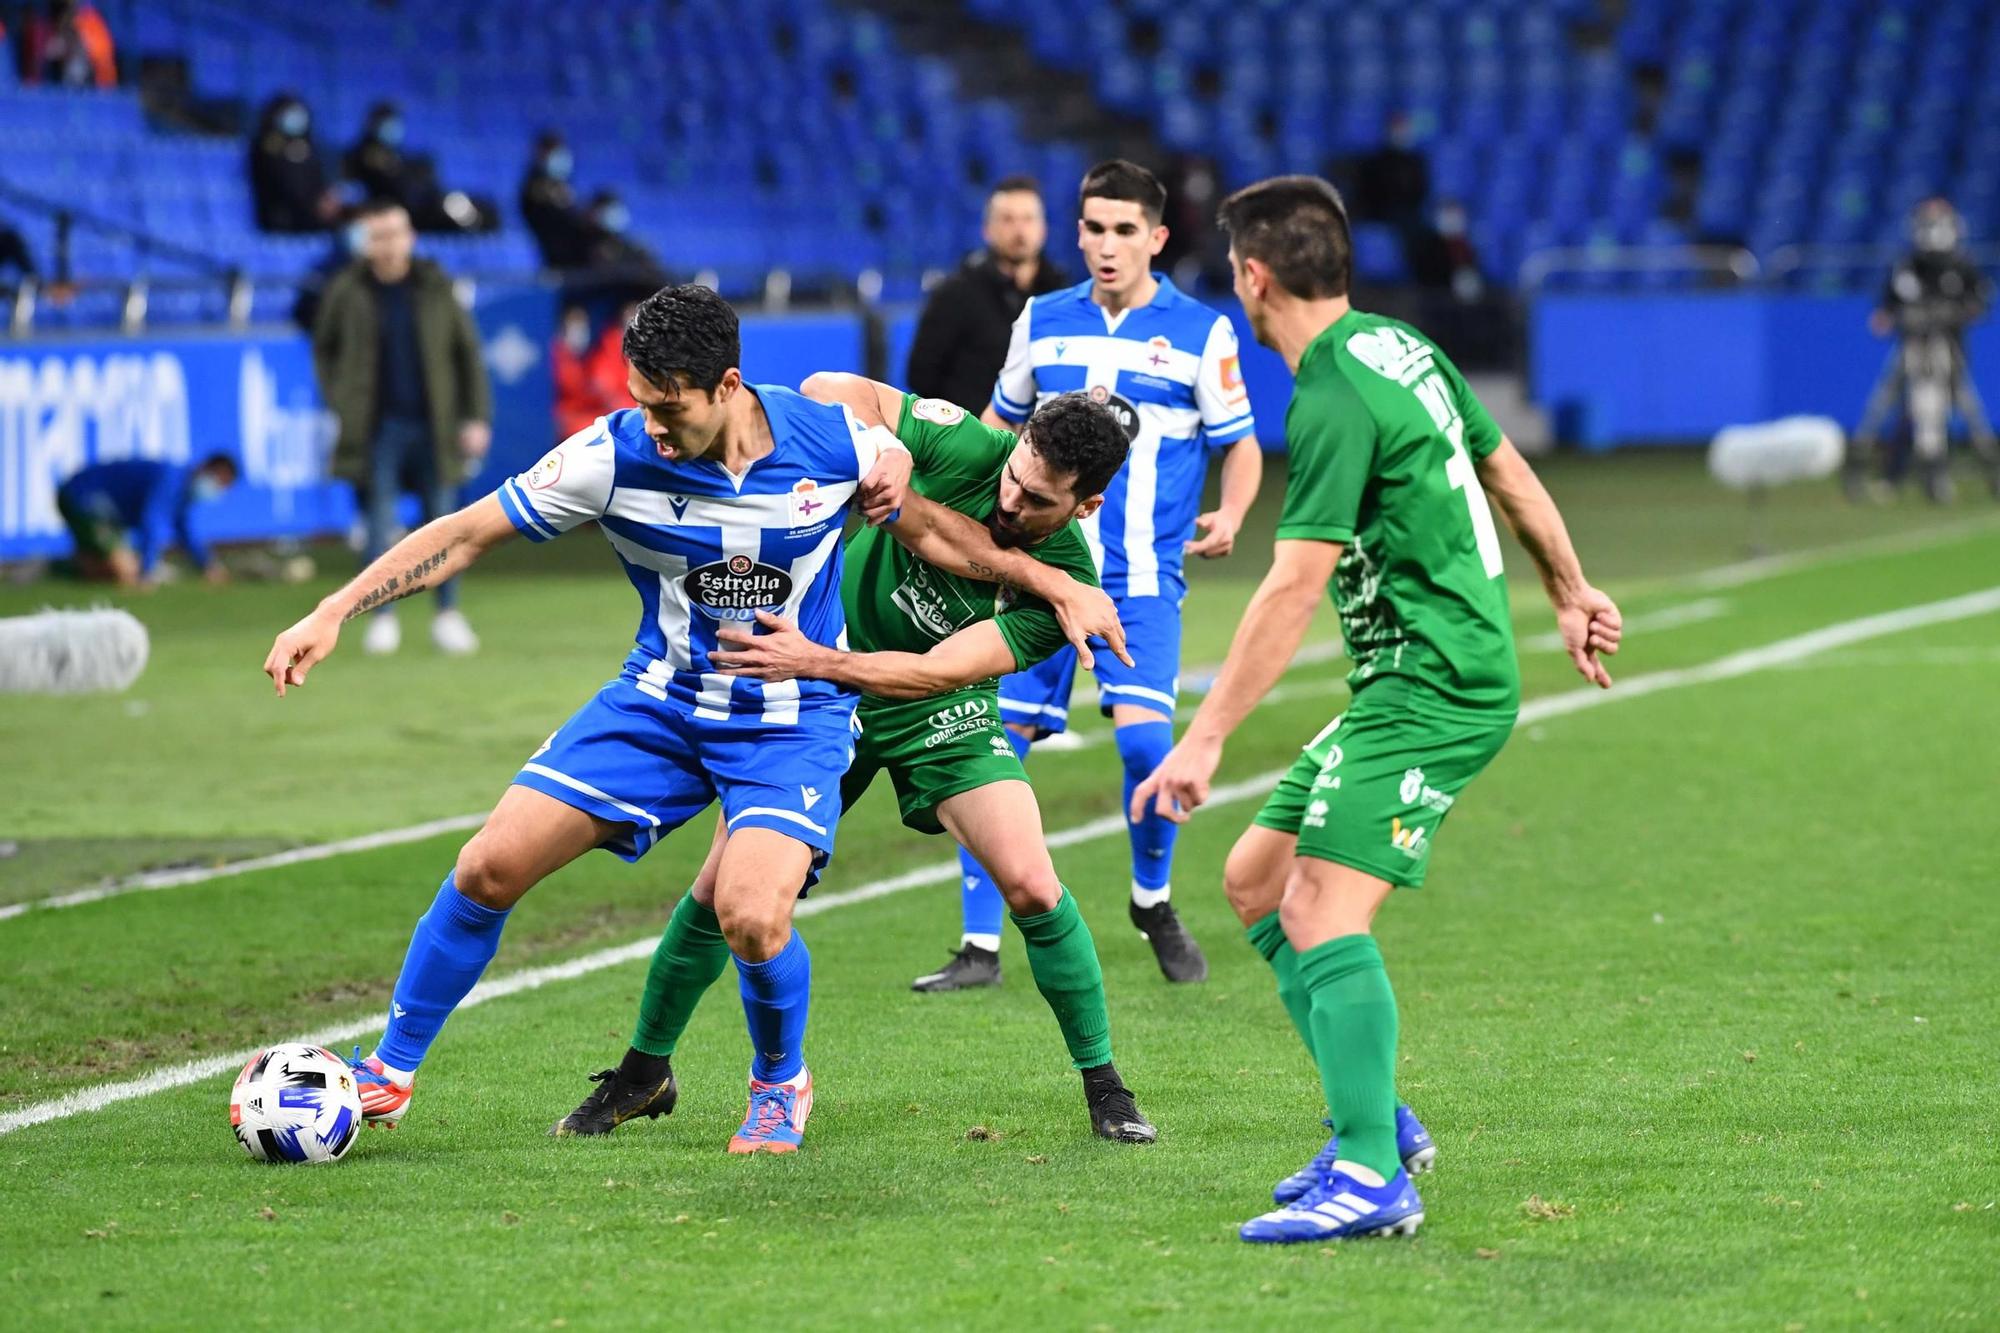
12 512 1995 922
4 584 1996 1138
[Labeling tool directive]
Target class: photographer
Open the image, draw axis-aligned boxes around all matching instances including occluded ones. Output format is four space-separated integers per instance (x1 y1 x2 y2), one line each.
1849 198 1998 503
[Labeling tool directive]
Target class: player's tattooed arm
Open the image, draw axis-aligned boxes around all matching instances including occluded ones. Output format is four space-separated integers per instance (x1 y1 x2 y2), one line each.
261 495 519 696
884 496 1131 670
712 612 1017 699
342 546 450 621
1474 438 1622 688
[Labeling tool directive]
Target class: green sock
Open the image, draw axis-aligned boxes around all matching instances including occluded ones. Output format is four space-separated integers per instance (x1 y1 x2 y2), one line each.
630 892 732 1057
1298 933 1400 1178
1247 912 1316 1061
1011 887 1114 1069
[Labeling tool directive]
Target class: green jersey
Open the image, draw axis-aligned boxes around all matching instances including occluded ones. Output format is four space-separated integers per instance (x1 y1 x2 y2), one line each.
840 393 1099 691
1278 310 1520 718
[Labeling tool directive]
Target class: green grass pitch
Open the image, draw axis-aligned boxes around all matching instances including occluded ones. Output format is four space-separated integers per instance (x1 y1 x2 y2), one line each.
1 453 1996 1329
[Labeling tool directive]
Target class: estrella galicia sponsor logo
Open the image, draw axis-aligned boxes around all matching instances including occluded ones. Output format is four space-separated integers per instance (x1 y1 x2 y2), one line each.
684 554 792 621
1390 817 1428 857
1086 384 1141 442
924 697 997 748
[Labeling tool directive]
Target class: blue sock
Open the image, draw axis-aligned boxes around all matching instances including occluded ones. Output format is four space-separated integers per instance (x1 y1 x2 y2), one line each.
1117 720 1179 899
376 874 510 1072
735 931 811 1083
954 727 1032 945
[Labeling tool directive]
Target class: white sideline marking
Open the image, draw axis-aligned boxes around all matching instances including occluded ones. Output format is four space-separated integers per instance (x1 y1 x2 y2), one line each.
17 512 1995 921
6 585 1996 1138
1685 514 2000 591
0 814 489 923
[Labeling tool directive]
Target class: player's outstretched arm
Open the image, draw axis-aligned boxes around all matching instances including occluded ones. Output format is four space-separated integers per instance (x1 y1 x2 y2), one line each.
1186 436 1263 559
710 611 1017 700
883 494 1130 671
261 495 518 696
1130 538 1339 823
1474 439 1622 688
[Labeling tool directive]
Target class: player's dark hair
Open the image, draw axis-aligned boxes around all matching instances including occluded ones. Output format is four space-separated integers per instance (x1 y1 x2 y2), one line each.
622 284 741 395
1079 159 1167 225
355 196 407 220
1216 175 1352 300
1023 393 1130 500
990 174 1042 200
198 452 238 480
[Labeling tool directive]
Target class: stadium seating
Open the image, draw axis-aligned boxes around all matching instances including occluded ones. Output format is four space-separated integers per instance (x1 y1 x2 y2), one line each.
2 0 1996 324
967 0 2000 288
1 0 1076 322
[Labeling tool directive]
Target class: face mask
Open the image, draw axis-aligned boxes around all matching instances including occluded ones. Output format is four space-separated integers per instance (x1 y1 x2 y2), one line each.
546 147 574 180
1437 210 1466 237
191 474 226 503
599 204 630 234
376 117 405 147
344 221 368 254
278 105 309 137
563 317 590 353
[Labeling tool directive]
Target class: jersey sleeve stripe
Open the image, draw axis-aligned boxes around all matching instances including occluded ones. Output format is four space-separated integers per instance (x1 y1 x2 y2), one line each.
1205 412 1256 442
991 386 1031 421
499 478 559 542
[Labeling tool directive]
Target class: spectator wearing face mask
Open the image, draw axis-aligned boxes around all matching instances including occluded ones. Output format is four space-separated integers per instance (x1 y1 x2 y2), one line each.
55 454 239 586
583 189 666 285
520 131 593 270
250 93 338 234
1406 198 1485 302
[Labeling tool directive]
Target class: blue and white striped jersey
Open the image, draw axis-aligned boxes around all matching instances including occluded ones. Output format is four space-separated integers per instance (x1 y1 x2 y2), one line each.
497 385 893 725
989 275 1256 601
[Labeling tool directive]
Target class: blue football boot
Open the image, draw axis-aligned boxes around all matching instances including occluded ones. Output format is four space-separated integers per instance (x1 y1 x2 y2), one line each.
1241 1165 1425 1244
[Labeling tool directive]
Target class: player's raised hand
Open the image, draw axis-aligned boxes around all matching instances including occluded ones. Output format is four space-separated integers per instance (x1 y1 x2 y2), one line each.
262 608 341 697
710 610 821 683
1129 733 1222 825
858 447 912 526
1044 578 1132 672
1184 509 1241 559
1557 585 1622 688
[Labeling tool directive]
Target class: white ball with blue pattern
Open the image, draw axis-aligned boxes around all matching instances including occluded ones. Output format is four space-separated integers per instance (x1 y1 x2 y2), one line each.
229 1044 364 1164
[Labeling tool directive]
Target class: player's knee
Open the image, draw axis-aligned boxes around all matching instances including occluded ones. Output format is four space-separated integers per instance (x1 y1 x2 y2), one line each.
713 894 791 961
1223 845 1282 926
993 859 1062 915
451 838 530 910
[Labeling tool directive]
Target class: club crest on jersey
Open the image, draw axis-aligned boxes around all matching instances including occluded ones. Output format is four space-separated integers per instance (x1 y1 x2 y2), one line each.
685 553 793 621
1087 384 1142 442
788 478 828 529
526 449 564 490
912 398 964 426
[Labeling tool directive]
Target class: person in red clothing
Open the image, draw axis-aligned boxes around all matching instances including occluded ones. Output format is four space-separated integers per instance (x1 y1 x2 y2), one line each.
23 0 116 88
551 305 634 439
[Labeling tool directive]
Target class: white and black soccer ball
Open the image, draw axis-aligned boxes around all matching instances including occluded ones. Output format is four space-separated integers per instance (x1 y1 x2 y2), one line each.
229 1044 364 1164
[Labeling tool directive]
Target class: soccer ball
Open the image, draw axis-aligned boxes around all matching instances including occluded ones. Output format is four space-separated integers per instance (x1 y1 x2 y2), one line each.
229 1044 365 1164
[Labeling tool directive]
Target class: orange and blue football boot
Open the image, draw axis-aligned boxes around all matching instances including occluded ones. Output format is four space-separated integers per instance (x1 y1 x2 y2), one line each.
347 1046 413 1126
726 1068 813 1154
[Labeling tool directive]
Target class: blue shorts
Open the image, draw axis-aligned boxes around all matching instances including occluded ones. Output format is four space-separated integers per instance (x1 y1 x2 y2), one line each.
512 677 854 862
998 594 1183 738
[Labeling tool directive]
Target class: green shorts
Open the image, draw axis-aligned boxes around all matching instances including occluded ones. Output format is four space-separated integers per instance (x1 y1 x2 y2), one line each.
1254 699 1513 887
57 489 128 561
844 687 1026 835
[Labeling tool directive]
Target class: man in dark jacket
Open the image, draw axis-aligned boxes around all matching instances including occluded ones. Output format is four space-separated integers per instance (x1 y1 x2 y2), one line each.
519 130 592 270
905 176 1070 413
312 200 493 656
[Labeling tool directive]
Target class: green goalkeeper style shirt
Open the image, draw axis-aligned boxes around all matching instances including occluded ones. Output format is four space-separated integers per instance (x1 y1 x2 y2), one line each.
1279 310 1520 719
839 393 1100 690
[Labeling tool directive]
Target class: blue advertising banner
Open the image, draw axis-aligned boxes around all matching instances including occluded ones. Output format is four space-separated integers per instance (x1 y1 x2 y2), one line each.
0 329 344 562
0 305 870 563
